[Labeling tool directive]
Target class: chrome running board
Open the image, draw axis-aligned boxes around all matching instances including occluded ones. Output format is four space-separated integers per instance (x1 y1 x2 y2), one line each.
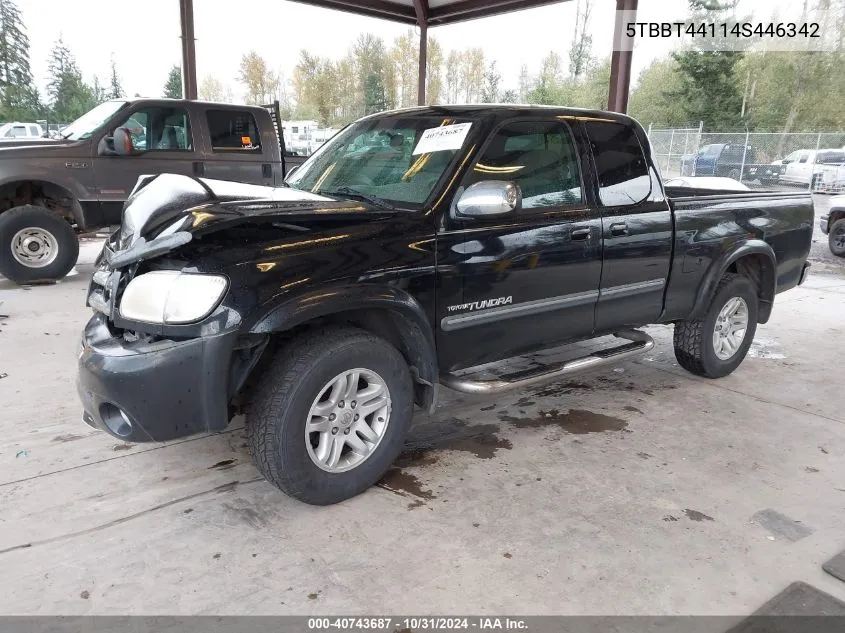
440 330 655 395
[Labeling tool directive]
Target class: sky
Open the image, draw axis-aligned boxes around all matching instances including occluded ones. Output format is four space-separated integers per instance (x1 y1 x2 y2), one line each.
20 0 801 104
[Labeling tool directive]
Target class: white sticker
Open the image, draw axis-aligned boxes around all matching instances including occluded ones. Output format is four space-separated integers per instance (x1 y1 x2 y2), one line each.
412 122 472 155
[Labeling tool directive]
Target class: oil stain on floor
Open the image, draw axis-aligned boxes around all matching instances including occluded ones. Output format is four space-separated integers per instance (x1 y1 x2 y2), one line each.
498 408 628 434
377 417 512 503
378 408 628 505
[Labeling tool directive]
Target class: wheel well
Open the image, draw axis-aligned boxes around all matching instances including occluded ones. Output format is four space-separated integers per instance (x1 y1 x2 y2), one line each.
830 210 845 225
246 308 438 411
726 253 775 323
0 180 79 224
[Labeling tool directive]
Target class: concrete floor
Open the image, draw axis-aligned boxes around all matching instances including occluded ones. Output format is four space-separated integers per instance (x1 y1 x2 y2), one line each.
0 199 844 615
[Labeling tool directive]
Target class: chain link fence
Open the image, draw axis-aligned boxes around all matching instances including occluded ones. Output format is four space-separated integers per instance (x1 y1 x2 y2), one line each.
647 125 845 192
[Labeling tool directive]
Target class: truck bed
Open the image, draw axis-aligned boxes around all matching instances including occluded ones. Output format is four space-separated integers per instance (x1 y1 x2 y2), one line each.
662 187 814 322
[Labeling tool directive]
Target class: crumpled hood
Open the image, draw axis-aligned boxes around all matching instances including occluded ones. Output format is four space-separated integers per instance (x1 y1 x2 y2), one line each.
107 174 397 268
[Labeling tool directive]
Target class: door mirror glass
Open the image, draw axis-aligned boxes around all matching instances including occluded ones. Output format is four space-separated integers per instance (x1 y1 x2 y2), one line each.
112 127 135 155
456 181 521 218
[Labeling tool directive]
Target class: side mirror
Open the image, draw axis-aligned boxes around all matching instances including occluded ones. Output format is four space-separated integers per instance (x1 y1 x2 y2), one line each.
112 127 135 156
456 181 522 218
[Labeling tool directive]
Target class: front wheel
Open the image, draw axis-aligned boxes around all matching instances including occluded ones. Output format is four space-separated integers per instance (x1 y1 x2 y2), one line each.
673 273 759 378
0 205 79 283
247 326 414 505
829 219 845 257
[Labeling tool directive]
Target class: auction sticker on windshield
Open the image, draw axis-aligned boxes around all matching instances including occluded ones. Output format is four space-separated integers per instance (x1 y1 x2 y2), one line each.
413 122 472 155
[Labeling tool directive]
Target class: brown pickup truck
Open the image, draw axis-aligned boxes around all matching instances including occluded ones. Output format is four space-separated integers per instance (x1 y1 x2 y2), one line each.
0 99 305 283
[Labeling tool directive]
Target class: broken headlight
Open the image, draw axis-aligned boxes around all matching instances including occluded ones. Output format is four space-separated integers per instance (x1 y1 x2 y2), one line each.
118 271 228 324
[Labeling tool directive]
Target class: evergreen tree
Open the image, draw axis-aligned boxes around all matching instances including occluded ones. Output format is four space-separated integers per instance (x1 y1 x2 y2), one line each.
108 55 124 99
163 65 182 98
0 0 39 120
481 61 501 103
667 0 745 129
92 75 107 103
46 35 95 122
353 34 387 114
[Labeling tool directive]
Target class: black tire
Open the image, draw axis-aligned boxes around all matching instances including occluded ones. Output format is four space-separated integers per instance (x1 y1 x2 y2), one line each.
673 273 759 379
829 218 845 258
247 326 414 505
0 205 79 283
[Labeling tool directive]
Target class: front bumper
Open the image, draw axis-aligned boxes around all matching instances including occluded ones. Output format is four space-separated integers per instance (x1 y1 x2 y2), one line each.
77 313 238 442
820 214 830 234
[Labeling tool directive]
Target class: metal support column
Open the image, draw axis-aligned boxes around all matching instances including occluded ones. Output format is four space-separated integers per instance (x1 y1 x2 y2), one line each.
608 0 637 113
179 0 198 100
418 23 428 105
413 0 429 106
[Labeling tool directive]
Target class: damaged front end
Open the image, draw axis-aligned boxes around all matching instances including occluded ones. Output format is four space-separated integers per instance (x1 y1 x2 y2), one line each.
77 173 360 443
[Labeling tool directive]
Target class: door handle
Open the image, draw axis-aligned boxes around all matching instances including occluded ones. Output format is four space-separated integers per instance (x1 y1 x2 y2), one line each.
609 222 628 236
193 161 204 177
570 227 591 241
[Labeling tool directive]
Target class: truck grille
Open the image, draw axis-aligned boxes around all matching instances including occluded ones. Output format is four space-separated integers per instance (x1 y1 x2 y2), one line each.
86 242 124 319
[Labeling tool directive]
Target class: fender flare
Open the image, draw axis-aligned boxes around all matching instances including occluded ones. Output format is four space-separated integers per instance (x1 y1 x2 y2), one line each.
690 239 777 323
0 177 85 226
250 283 439 408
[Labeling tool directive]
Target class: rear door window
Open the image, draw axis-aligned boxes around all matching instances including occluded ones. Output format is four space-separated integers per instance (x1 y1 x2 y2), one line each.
818 151 845 165
207 110 262 152
583 120 651 206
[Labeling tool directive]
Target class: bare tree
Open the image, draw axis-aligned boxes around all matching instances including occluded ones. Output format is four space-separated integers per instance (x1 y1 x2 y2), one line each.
238 51 279 104
569 0 594 80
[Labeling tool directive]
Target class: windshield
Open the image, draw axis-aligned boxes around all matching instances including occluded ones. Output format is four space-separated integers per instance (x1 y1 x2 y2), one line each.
287 114 476 208
61 100 128 141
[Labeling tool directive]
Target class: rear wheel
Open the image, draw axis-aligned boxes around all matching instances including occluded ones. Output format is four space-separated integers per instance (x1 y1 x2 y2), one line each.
0 205 79 283
247 326 414 505
830 219 845 257
673 273 759 378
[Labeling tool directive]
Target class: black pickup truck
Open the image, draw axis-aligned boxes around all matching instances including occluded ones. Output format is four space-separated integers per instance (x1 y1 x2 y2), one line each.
77 105 814 505
0 98 303 283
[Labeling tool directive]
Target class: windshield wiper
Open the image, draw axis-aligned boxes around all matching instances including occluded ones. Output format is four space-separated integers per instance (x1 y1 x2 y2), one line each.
320 186 394 210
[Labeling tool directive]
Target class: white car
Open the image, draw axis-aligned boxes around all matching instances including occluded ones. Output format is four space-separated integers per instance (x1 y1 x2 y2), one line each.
664 176 751 191
0 122 45 140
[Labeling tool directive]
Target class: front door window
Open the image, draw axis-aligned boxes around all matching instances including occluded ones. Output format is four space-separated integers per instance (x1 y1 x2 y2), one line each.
115 107 193 152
